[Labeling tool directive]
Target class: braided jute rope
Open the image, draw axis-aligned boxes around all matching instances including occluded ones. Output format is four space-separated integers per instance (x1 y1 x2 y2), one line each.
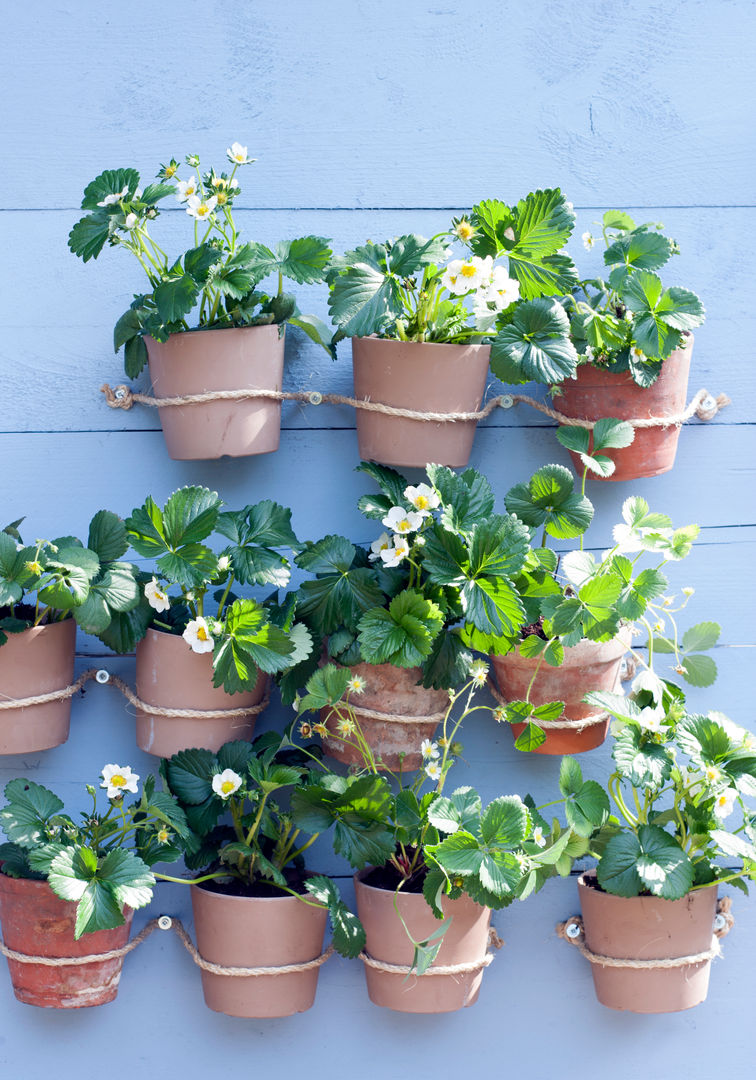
556 897 734 970
359 926 504 976
101 383 730 428
0 915 333 976
345 702 448 726
487 678 609 731
0 667 269 720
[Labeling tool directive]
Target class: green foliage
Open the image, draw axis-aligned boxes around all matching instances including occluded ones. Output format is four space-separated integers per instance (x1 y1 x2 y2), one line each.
490 298 579 385
504 464 593 539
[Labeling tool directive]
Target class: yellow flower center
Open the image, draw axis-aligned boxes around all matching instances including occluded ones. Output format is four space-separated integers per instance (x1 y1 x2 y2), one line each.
165 165 177 177
196 626 209 641
415 496 429 509
111 774 126 788
456 222 475 240
398 519 411 531
221 780 236 794
460 264 477 278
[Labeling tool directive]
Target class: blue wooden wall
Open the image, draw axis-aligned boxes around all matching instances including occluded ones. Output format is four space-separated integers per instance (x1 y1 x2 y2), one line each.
1 1 754 1074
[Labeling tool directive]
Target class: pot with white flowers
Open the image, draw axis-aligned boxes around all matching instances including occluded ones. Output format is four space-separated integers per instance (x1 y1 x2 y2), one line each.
326 190 579 468
490 212 706 482
0 513 141 755
289 463 532 770
124 486 311 757
69 142 333 461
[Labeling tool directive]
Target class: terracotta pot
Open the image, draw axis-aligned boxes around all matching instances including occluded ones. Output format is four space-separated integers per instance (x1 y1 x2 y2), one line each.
321 662 448 770
146 323 285 460
355 870 492 1013
490 634 630 755
352 337 491 468
576 872 720 1013
190 883 328 1018
135 628 266 757
0 874 133 1008
0 619 76 755
555 336 693 481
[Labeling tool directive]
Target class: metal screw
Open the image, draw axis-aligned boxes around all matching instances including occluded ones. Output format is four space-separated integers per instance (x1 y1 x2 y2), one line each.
714 913 727 932
308 391 323 406
114 388 127 401
499 394 514 410
158 915 173 931
95 669 110 684
701 394 716 413
565 922 582 939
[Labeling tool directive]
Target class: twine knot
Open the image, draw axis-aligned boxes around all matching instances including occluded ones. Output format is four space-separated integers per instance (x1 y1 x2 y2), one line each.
101 383 136 410
695 391 731 422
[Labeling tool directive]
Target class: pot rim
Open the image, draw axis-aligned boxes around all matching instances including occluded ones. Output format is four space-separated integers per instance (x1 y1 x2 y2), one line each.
577 868 718 904
501 628 632 664
352 335 490 354
190 880 318 906
146 322 284 345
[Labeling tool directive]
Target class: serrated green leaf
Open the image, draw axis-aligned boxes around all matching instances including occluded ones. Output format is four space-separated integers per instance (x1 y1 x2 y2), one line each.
682 622 721 653
491 298 578 386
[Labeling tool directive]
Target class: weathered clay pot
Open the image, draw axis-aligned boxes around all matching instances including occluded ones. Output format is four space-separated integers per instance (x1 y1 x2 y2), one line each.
146 323 285 460
576 872 720 1013
355 870 492 1013
556 336 693 482
351 337 491 468
321 662 448 770
0 619 76 755
490 634 630 755
190 883 328 1018
135 628 266 757
0 874 133 1008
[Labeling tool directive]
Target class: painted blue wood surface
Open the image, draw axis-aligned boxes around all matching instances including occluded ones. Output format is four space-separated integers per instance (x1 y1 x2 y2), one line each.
0 1 754 1074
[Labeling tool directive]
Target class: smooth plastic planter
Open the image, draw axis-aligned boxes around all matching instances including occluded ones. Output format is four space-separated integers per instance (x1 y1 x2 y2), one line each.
146 323 285 460
0 875 133 1008
0 619 76 755
577 871 719 1013
351 337 491 468
556 336 693 482
355 869 492 1013
134 628 266 757
489 634 629 755
190 883 328 1018
321 662 448 771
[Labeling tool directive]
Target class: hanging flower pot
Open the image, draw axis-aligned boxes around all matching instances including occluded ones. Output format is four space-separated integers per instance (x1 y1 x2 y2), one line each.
351 338 491 468
0 875 133 1008
0 620 76 755
190 882 328 1018
490 634 629 755
320 662 448 771
355 869 493 1013
145 324 285 461
565 872 724 1013
134 628 267 757
555 337 693 482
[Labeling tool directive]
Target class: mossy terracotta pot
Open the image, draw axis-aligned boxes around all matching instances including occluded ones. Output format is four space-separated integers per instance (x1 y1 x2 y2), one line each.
190 883 328 1018
555 336 693 482
0 619 76 755
146 323 285 460
351 337 491 468
576 872 720 1013
355 870 492 1013
0 874 133 1008
490 634 630 755
321 662 448 771
135 628 266 757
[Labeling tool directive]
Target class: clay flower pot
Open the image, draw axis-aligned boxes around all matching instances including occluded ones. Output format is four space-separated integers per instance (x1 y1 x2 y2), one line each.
575 872 720 1013
555 336 693 482
355 870 492 1013
190 883 328 1018
0 619 76 755
351 337 491 468
321 662 448 771
0 875 133 1008
135 628 267 757
490 634 630 755
146 323 285 460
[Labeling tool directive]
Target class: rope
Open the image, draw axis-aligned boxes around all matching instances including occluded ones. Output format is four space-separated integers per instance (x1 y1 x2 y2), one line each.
344 702 448 726
556 897 734 969
0 668 269 721
0 915 333 976
487 679 609 731
358 925 504 976
101 383 730 428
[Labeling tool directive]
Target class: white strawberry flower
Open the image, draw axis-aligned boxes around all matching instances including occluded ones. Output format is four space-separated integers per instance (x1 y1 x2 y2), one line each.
469 660 489 687
347 674 367 694
421 739 440 760
97 185 129 207
637 705 665 733
100 764 140 800
229 177 240 189
425 761 442 782
217 555 230 572
631 346 646 362
381 506 424 535
441 255 493 295
226 142 256 165
532 826 546 848
477 265 521 312
404 484 440 517
369 532 393 562
212 769 243 799
183 616 214 654
144 577 170 613
186 195 218 221
124 213 138 229
380 537 410 568
176 177 200 203
582 232 595 250
713 789 737 820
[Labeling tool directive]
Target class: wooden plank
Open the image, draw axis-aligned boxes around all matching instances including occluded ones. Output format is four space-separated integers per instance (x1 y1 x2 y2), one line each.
3 1 756 208
0 205 751 432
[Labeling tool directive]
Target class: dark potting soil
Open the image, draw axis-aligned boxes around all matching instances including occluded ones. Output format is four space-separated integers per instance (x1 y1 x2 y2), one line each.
363 865 426 894
521 616 548 641
197 873 310 899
